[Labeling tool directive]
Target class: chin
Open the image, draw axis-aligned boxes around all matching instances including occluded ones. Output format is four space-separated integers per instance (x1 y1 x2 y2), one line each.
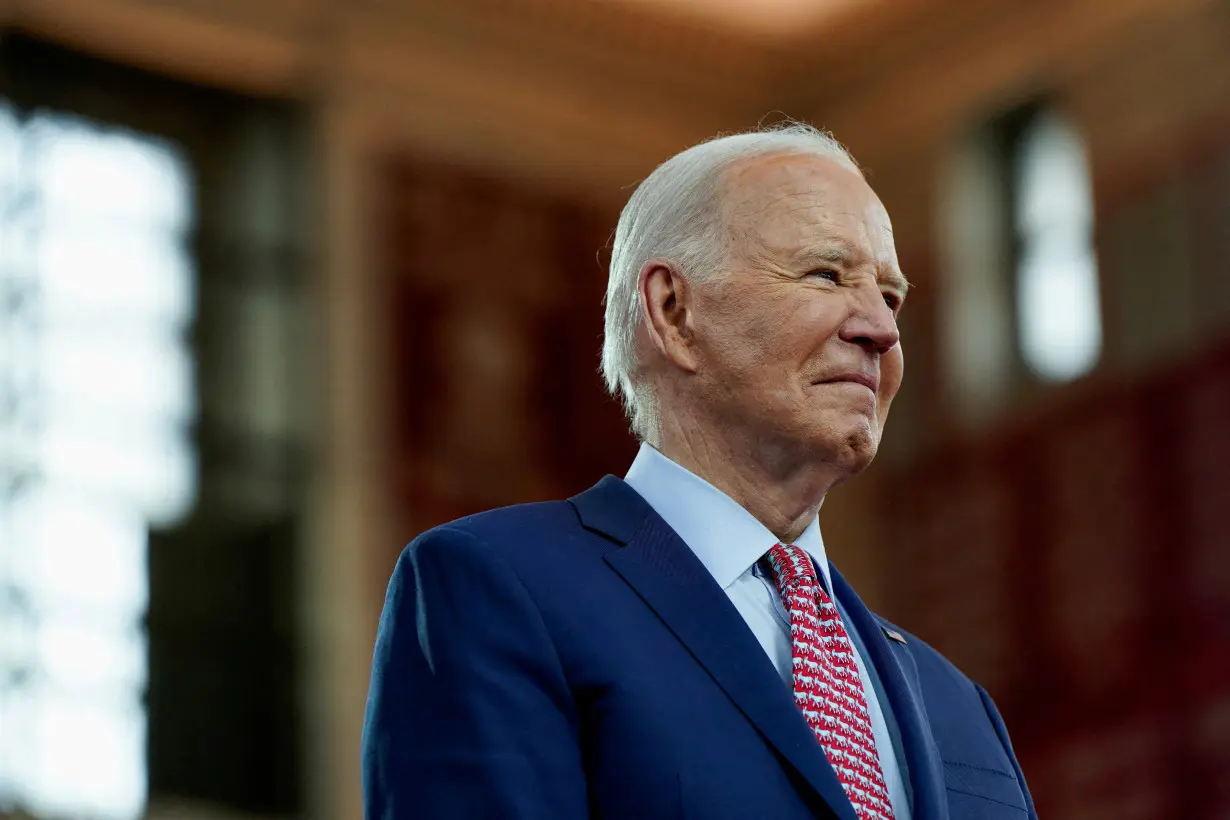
766 409 883 474
815 418 881 474
840 430 879 471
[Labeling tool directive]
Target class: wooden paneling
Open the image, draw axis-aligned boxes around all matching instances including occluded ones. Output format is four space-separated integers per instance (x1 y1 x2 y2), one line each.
380 156 636 563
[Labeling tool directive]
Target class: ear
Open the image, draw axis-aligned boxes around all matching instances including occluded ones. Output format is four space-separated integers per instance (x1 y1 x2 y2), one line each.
639 258 699 374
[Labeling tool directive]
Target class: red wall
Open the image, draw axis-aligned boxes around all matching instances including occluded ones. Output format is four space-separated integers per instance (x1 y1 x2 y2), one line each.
381 158 637 544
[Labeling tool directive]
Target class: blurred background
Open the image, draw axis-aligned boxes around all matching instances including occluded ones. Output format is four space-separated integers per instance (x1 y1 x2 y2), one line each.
0 0 1228 818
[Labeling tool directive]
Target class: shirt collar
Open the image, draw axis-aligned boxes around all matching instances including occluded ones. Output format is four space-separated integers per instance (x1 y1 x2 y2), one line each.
623 443 832 592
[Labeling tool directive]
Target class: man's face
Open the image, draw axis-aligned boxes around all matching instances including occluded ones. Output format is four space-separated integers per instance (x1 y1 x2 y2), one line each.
687 153 906 476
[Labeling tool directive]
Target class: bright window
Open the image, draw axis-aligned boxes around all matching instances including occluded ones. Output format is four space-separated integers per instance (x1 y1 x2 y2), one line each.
1014 111 1102 382
0 103 196 820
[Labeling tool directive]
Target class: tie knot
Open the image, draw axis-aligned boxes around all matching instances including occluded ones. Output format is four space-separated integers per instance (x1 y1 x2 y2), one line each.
766 543 818 589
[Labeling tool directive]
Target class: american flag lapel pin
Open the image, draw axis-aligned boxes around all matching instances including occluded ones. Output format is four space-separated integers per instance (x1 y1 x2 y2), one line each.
882 627 908 645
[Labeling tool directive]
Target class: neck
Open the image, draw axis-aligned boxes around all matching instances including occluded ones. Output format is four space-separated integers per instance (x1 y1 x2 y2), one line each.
654 413 840 544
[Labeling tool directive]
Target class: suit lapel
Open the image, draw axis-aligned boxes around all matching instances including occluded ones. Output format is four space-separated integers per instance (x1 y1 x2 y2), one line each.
571 477 858 820
830 567 948 820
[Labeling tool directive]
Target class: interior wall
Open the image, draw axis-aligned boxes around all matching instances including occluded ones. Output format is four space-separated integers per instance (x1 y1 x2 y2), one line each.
2 0 1228 818
814 0 1230 617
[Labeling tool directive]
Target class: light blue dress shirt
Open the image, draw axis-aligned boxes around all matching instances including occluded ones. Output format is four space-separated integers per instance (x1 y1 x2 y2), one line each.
624 443 912 820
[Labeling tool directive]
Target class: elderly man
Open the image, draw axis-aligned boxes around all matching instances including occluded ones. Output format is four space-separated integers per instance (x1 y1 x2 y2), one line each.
363 124 1037 820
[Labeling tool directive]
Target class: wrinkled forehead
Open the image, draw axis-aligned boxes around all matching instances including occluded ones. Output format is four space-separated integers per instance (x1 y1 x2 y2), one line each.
720 152 896 262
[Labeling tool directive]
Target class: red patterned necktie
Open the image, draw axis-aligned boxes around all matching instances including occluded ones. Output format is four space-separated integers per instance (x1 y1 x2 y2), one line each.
766 543 896 820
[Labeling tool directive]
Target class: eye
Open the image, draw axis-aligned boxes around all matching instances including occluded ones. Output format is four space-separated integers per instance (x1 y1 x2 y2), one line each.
882 292 903 311
804 268 839 283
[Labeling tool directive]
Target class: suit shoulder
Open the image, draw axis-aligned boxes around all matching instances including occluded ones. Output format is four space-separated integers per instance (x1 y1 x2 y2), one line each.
434 498 580 543
393 498 600 572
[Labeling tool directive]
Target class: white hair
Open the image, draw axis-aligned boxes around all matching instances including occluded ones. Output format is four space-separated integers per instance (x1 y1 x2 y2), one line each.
600 122 862 443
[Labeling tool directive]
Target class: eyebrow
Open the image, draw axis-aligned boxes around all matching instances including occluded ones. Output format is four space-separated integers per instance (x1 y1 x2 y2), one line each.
882 270 911 296
796 244 911 294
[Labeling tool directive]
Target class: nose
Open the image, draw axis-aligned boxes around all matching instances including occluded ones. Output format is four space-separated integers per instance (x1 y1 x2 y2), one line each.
838 285 900 355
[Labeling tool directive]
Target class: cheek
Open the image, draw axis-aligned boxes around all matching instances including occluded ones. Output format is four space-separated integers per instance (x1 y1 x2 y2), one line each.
704 296 785 368
878 347 905 412
775 298 843 366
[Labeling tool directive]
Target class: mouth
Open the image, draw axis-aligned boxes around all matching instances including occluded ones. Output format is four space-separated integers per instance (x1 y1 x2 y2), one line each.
818 372 879 393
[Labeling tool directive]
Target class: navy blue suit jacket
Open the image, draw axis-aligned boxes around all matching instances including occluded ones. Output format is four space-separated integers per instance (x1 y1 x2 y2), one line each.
363 476 1038 819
